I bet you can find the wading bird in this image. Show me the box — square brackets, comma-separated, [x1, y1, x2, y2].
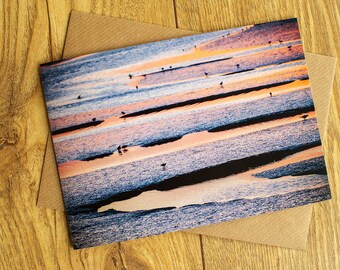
[301, 114, 308, 120]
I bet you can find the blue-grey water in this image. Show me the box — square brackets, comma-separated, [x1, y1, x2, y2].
[68, 184, 330, 249]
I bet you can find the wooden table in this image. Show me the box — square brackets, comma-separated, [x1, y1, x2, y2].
[1, 1, 339, 269]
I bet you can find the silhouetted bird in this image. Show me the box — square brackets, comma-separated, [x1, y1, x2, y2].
[122, 145, 128, 149]
[92, 118, 96, 122]
[136, 85, 139, 89]
[204, 72, 208, 76]
[268, 41, 272, 45]
[279, 39, 283, 43]
[220, 81, 223, 86]
[161, 67, 164, 71]
[117, 145, 121, 150]
[123, 149, 128, 152]
[222, 35, 225, 38]
[270, 92, 272, 97]
[121, 112, 126, 115]
[236, 64, 240, 68]
[77, 95, 81, 99]
[129, 74, 133, 79]
[118, 150, 122, 155]
[143, 74, 147, 78]
[169, 66, 172, 68]
[161, 163, 166, 169]
[287, 45, 292, 50]
[301, 114, 308, 120]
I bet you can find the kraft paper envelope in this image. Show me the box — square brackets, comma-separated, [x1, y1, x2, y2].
[38, 11, 336, 249]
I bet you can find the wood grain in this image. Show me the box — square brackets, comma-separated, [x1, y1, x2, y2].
[175, 1, 340, 269]
[0, 0, 339, 269]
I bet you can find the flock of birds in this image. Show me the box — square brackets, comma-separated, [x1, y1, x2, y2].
[114, 143, 167, 169]
[116, 144, 128, 155]
[74, 33, 307, 170]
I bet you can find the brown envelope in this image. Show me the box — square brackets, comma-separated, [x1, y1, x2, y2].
[37, 11, 336, 249]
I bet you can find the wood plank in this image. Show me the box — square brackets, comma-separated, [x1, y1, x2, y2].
[0, 0, 203, 269]
[174, 0, 340, 269]
[0, 0, 55, 269]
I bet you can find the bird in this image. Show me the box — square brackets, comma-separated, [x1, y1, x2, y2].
[194, 46, 197, 48]
[77, 95, 81, 99]
[287, 45, 292, 50]
[123, 148, 128, 152]
[92, 117, 96, 122]
[136, 85, 139, 89]
[118, 150, 122, 155]
[279, 39, 283, 43]
[121, 111, 126, 115]
[204, 72, 208, 77]
[222, 35, 225, 38]
[269, 92, 272, 97]
[161, 163, 166, 169]
[117, 145, 121, 150]
[121, 145, 128, 149]
[169, 66, 172, 69]
[268, 41, 272, 45]
[220, 81, 223, 86]
[129, 74, 133, 79]
[161, 67, 164, 71]
[142, 74, 147, 78]
[236, 64, 240, 68]
[227, 33, 230, 36]
[301, 114, 308, 120]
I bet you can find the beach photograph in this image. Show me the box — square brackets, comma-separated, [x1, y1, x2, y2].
[40, 18, 331, 249]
